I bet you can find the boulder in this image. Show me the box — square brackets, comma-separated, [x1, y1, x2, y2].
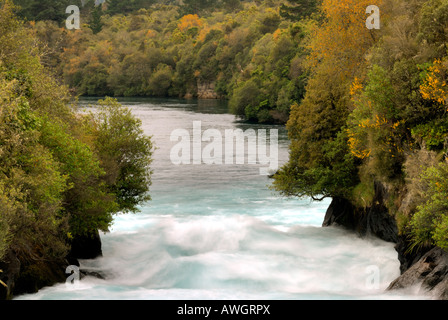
[387, 247, 448, 299]
[68, 230, 103, 260]
[322, 182, 398, 243]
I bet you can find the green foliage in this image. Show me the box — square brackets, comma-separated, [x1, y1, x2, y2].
[1, 0, 71, 264]
[418, 0, 448, 57]
[279, 0, 318, 20]
[273, 129, 358, 200]
[347, 65, 405, 181]
[89, 5, 103, 34]
[0, 1, 153, 288]
[38, 116, 115, 237]
[106, 0, 156, 15]
[412, 120, 448, 151]
[0, 81, 69, 263]
[180, 0, 216, 15]
[28, 1, 310, 124]
[350, 180, 375, 209]
[0, 184, 13, 261]
[229, 79, 262, 121]
[91, 97, 153, 213]
[411, 162, 448, 250]
[148, 64, 173, 96]
[12, 0, 81, 22]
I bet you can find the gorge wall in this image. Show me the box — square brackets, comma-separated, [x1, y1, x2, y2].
[0, 231, 102, 300]
[323, 181, 448, 299]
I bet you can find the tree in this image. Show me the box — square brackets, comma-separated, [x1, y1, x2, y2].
[89, 5, 103, 34]
[274, 0, 380, 200]
[178, 13, 203, 33]
[13, 0, 83, 22]
[229, 79, 263, 120]
[411, 162, 448, 250]
[148, 64, 173, 96]
[280, 0, 318, 21]
[90, 98, 153, 213]
[180, 0, 216, 15]
[105, 0, 155, 15]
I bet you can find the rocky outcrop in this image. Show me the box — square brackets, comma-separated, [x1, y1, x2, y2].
[0, 250, 68, 299]
[394, 236, 432, 274]
[322, 182, 398, 243]
[197, 81, 221, 99]
[387, 247, 448, 299]
[322, 181, 448, 299]
[0, 230, 103, 300]
[68, 230, 103, 262]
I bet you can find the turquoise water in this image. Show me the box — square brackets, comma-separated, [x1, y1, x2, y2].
[17, 98, 424, 300]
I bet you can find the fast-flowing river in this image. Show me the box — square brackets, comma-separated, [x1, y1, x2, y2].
[17, 98, 422, 300]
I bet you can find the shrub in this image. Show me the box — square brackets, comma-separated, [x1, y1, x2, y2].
[411, 161, 448, 250]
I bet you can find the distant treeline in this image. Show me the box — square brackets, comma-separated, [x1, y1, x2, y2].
[14, 0, 317, 123]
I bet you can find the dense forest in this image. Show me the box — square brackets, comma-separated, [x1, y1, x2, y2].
[273, 0, 448, 253]
[2, 0, 448, 299]
[12, 0, 314, 123]
[0, 0, 153, 298]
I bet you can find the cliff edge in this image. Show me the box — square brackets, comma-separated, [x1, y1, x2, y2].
[323, 181, 448, 299]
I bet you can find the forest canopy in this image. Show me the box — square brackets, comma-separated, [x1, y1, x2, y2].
[12, 0, 313, 123]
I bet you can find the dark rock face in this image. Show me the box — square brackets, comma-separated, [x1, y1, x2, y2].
[322, 182, 398, 243]
[394, 236, 432, 274]
[68, 230, 103, 261]
[0, 251, 21, 300]
[322, 197, 357, 229]
[13, 259, 68, 296]
[322, 181, 448, 299]
[387, 247, 448, 299]
[0, 230, 103, 300]
[0, 250, 68, 299]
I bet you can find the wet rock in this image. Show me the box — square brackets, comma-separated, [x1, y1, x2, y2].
[68, 230, 103, 260]
[322, 182, 398, 243]
[387, 247, 448, 299]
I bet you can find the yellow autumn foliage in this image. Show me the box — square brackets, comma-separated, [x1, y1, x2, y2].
[178, 14, 203, 33]
[420, 59, 448, 110]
